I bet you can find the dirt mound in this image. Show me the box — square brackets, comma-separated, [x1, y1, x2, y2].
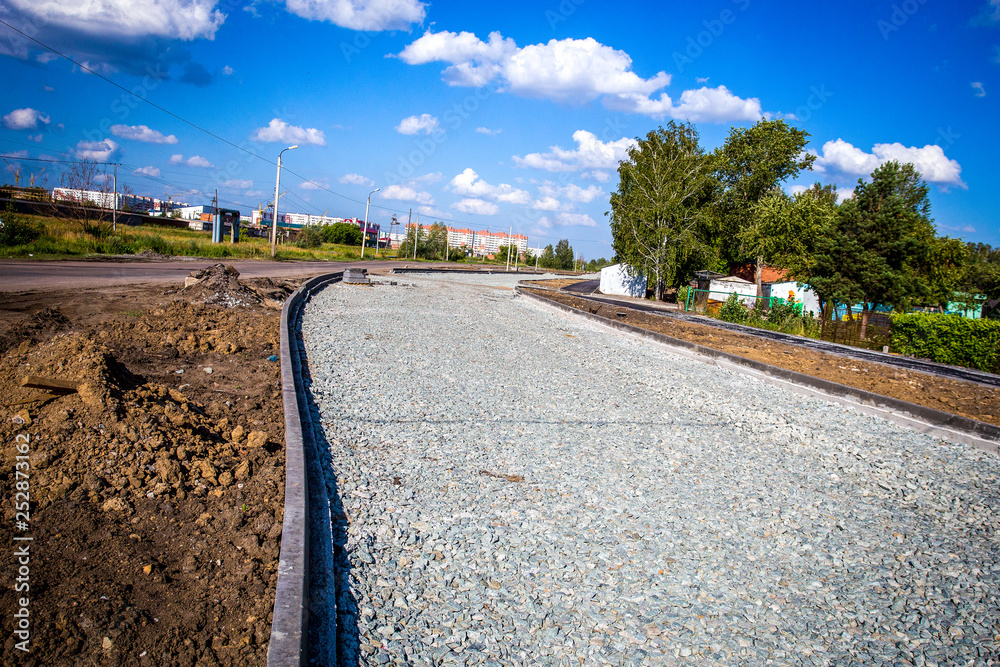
[0, 287, 288, 665]
[182, 263, 263, 308]
[179, 264, 298, 310]
[0, 306, 72, 354]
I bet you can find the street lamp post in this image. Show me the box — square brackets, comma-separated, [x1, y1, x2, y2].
[271, 145, 298, 257]
[360, 187, 380, 259]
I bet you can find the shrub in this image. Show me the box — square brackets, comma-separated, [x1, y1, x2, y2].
[676, 285, 689, 306]
[0, 211, 43, 247]
[717, 292, 748, 323]
[891, 312, 1000, 373]
[295, 225, 325, 249]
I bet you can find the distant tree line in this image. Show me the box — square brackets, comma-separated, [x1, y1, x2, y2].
[609, 118, 993, 338]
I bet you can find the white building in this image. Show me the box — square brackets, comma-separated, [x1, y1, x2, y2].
[599, 264, 646, 298]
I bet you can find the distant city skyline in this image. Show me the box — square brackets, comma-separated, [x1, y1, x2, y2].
[0, 0, 997, 260]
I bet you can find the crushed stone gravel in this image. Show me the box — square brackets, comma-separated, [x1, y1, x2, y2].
[300, 273, 1000, 666]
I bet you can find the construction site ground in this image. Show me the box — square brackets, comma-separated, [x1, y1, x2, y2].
[0, 265, 300, 666]
[523, 286, 1000, 430]
[2, 269, 999, 666]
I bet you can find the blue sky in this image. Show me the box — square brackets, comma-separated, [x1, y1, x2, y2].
[0, 0, 997, 260]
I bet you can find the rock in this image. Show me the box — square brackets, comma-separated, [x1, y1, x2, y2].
[230, 425, 246, 443]
[247, 431, 268, 449]
[102, 497, 128, 512]
[102, 637, 113, 650]
[204, 367, 213, 374]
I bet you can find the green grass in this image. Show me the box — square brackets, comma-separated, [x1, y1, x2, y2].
[0, 213, 394, 261]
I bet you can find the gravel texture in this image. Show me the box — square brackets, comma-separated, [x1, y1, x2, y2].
[300, 273, 1000, 666]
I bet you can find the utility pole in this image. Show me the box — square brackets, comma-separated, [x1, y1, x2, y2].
[505, 226, 512, 272]
[414, 214, 419, 260]
[112, 163, 118, 232]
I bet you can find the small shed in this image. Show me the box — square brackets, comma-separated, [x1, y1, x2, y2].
[708, 275, 757, 307]
[599, 264, 646, 298]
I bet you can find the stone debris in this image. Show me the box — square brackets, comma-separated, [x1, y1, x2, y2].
[302, 272, 1000, 666]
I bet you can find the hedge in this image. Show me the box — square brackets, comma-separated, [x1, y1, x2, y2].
[890, 312, 1000, 373]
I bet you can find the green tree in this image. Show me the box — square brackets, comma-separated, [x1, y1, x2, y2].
[324, 222, 362, 246]
[609, 122, 717, 300]
[715, 119, 815, 295]
[809, 161, 938, 340]
[554, 239, 575, 270]
[538, 244, 556, 269]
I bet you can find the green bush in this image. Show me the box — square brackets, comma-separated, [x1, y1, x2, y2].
[890, 312, 1000, 372]
[676, 285, 689, 306]
[766, 296, 802, 324]
[295, 225, 325, 248]
[717, 292, 748, 323]
[0, 212, 43, 247]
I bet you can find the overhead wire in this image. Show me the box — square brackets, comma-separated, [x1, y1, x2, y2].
[0, 19, 603, 246]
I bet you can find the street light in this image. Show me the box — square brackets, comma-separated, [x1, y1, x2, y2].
[271, 145, 298, 257]
[360, 187, 380, 259]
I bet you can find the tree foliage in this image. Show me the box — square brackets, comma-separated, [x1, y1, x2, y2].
[715, 119, 815, 294]
[609, 122, 717, 299]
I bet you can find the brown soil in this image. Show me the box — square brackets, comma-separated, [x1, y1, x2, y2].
[527, 288, 1000, 428]
[0, 264, 302, 666]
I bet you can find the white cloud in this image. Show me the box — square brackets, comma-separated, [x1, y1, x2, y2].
[382, 184, 434, 205]
[398, 30, 765, 122]
[75, 138, 119, 161]
[513, 130, 636, 172]
[475, 127, 501, 135]
[452, 198, 498, 215]
[1, 150, 28, 159]
[27, 134, 43, 142]
[251, 118, 326, 146]
[788, 185, 809, 196]
[6, 0, 225, 40]
[837, 188, 854, 204]
[814, 138, 964, 187]
[412, 172, 443, 184]
[606, 85, 762, 123]
[581, 170, 611, 183]
[111, 124, 178, 144]
[447, 168, 531, 204]
[539, 182, 604, 203]
[133, 166, 161, 177]
[340, 173, 375, 186]
[531, 196, 562, 211]
[395, 114, 439, 135]
[169, 154, 215, 168]
[221, 179, 252, 188]
[972, 81, 986, 97]
[696, 76, 710, 84]
[537, 212, 598, 228]
[222, 65, 233, 75]
[300, 180, 328, 190]
[284, 0, 426, 31]
[2, 108, 50, 130]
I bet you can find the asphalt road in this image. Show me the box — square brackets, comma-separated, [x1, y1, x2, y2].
[0, 259, 423, 292]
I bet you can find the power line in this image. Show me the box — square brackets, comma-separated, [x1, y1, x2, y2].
[0, 21, 605, 246]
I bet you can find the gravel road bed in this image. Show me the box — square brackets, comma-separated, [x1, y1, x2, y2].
[301, 273, 1000, 666]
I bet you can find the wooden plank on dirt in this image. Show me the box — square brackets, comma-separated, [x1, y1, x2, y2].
[20, 376, 80, 394]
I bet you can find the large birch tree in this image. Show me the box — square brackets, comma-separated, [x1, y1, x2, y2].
[609, 122, 717, 300]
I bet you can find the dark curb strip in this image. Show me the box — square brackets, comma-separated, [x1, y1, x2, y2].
[517, 286, 1000, 456]
[267, 271, 342, 667]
